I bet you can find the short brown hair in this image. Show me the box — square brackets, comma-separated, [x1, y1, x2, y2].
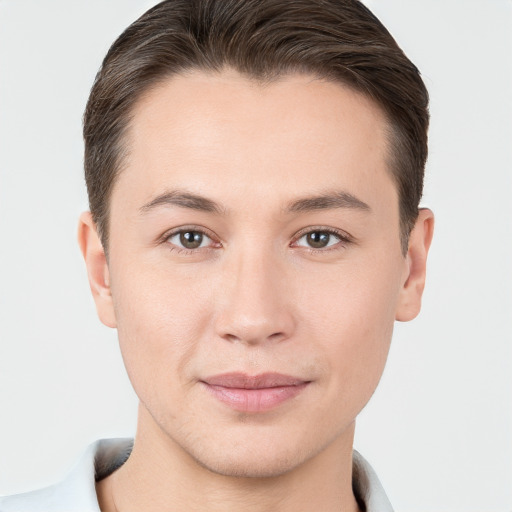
[84, 0, 429, 254]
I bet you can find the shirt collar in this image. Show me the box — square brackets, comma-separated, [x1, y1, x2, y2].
[1, 439, 393, 512]
[352, 450, 394, 512]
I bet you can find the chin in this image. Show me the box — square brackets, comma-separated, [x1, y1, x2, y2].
[174, 423, 333, 480]
[191, 448, 305, 479]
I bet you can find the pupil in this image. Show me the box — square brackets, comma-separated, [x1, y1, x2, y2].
[180, 231, 203, 249]
[307, 232, 330, 248]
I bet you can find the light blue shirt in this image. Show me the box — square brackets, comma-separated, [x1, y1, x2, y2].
[0, 439, 393, 511]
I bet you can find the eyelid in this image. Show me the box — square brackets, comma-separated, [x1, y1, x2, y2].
[291, 226, 355, 249]
[157, 225, 354, 252]
[159, 225, 222, 249]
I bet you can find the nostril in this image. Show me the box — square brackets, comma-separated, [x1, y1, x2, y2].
[268, 332, 286, 342]
[224, 333, 241, 343]
[221, 330, 287, 345]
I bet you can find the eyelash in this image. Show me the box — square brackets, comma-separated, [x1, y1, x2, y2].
[291, 227, 354, 253]
[160, 226, 354, 254]
[160, 226, 220, 255]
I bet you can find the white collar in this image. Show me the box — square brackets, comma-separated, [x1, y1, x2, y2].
[0, 439, 393, 511]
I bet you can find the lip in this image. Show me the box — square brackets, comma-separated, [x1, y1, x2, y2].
[201, 372, 310, 413]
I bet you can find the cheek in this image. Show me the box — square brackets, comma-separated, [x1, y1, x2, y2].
[109, 263, 215, 403]
[300, 257, 401, 402]
[301, 254, 401, 333]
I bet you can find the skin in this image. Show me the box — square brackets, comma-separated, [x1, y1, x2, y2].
[79, 68, 434, 512]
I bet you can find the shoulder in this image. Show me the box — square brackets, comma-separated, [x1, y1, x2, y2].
[0, 439, 132, 512]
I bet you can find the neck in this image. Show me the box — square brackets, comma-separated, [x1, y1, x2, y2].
[97, 406, 361, 512]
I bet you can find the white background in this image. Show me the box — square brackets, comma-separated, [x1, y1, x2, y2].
[0, 1, 511, 511]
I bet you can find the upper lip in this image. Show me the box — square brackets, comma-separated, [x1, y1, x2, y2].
[202, 372, 308, 389]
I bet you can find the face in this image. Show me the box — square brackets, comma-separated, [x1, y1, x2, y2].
[81, 68, 429, 478]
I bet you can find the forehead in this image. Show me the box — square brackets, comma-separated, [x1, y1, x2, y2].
[117, 68, 394, 212]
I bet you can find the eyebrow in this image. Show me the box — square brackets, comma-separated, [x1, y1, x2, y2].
[139, 189, 370, 216]
[140, 190, 226, 215]
[286, 191, 371, 213]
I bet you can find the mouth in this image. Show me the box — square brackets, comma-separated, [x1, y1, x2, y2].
[200, 372, 310, 413]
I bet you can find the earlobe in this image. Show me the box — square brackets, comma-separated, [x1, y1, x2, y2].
[77, 212, 117, 328]
[395, 208, 435, 322]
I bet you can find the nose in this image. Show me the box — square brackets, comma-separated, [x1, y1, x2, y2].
[214, 248, 296, 346]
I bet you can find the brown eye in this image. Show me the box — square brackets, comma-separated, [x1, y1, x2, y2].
[179, 231, 204, 249]
[294, 230, 344, 250]
[306, 231, 332, 248]
[167, 230, 212, 250]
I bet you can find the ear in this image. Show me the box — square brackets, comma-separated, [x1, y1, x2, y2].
[395, 208, 435, 322]
[77, 212, 117, 328]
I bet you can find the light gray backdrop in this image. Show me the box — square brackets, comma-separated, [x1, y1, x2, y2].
[0, 1, 511, 511]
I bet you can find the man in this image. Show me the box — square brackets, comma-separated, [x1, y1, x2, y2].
[0, 0, 433, 510]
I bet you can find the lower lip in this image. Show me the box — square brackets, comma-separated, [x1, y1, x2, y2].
[202, 382, 309, 413]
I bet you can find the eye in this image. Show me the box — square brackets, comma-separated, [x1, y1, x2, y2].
[167, 230, 214, 250]
[293, 229, 349, 250]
